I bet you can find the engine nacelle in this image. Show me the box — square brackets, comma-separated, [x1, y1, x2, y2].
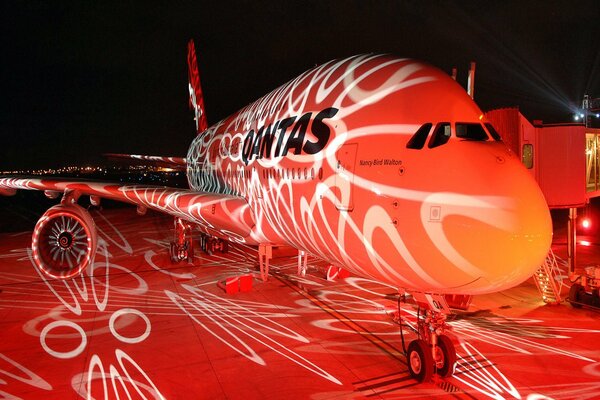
[31, 204, 98, 279]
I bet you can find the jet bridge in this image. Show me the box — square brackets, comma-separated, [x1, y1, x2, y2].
[485, 108, 600, 278]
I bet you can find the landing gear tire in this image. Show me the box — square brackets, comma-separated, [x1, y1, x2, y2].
[434, 335, 457, 378]
[407, 340, 434, 383]
[569, 283, 583, 308]
[170, 242, 190, 264]
[186, 238, 194, 264]
[169, 243, 179, 263]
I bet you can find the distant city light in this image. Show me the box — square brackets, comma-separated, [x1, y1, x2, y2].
[574, 114, 580, 121]
[1, 164, 184, 187]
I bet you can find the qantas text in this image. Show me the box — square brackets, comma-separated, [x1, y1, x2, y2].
[240, 107, 338, 164]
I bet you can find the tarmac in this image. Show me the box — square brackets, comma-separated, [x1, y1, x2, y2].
[0, 207, 598, 399]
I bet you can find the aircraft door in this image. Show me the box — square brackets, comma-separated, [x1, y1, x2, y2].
[335, 143, 358, 211]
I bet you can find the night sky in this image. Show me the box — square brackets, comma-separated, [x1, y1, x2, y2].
[1, 1, 599, 170]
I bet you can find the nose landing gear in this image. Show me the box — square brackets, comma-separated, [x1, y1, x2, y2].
[399, 292, 457, 383]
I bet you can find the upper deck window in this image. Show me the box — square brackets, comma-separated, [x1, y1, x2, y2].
[484, 123, 502, 141]
[428, 123, 451, 148]
[455, 123, 489, 141]
[406, 123, 432, 149]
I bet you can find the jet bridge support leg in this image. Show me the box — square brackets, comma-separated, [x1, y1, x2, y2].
[258, 244, 272, 282]
[398, 292, 457, 383]
[568, 207, 577, 274]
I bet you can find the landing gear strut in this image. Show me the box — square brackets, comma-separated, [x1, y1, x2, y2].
[399, 292, 457, 382]
[170, 218, 194, 264]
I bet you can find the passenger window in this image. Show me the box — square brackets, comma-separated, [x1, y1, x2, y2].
[455, 123, 489, 141]
[406, 123, 432, 149]
[485, 123, 502, 141]
[428, 123, 451, 148]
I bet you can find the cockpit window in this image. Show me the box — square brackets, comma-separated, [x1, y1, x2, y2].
[406, 123, 432, 149]
[485, 122, 502, 141]
[428, 122, 451, 148]
[455, 123, 489, 141]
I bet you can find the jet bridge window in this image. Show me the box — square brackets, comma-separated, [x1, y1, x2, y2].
[428, 122, 451, 148]
[406, 123, 432, 149]
[455, 123, 489, 141]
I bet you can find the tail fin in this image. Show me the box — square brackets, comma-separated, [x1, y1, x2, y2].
[187, 39, 208, 134]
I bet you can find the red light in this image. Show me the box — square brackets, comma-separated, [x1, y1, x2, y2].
[582, 218, 591, 229]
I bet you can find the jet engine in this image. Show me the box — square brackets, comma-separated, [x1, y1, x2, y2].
[31, 204, 98, 279]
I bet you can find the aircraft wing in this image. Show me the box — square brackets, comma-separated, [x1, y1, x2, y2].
[0, 177, 255, 238]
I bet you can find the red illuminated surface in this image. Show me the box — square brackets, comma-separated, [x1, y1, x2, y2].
[0, 208, 597, 399]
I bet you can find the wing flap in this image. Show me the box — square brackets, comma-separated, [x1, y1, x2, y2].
[0, 177, 255, 238]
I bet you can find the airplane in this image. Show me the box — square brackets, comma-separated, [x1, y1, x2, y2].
[0, 40, 552, 383]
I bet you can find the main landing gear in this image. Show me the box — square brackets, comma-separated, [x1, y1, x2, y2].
[170, 218, 194, 264]
[169, 219, 231, 263]
[398, 292, 457, 382]
[199, 234, 229, 255]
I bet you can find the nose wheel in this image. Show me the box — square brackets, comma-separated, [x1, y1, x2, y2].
[399, 292, 457, 382]
[433, 334, 457, 377]
[407, 340, 433, 382]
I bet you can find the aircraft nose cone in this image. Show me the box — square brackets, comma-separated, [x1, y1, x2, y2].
[423, 164, 552, 294]
[485, 179, 552, 290]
